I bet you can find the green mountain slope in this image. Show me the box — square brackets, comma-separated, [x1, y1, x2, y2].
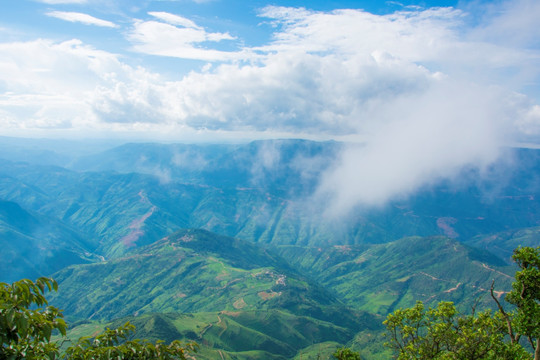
[64, 310, 372, 360]
[2, 142, 540, 263]
[49, 228, 382, 358]
[121, 310, 362, 359]
[2, 138, 538, 359]
[0, 158, 349, 258]
[465, 226, 540, 263]
[0, 199, 98, 282]
[67, 142, 540, 242]
[0, 143, 537, 290]
[1, 140, 539, 296]
[49, 230, 514, 358]
[50, 229, 375, 327]
[276, 236, 514, 315]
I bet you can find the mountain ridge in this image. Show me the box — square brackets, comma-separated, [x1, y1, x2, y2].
[2, 139, 540, 282]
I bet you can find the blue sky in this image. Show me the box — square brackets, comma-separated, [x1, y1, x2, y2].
[1, 0, 540, 208]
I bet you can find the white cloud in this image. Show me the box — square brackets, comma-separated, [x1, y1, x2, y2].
[36, 0, 87, 3]
[0, 39, 124, 131]
[148, 11, 201, 29]
[315, 81, 512, 213]
[467, 0, 540, 48]
[46, 11, 118, 28]
[128, 12, 237, 61]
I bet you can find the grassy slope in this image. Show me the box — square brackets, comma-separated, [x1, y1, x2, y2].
[50, 229, 378, 327]
[50, 229, 517, 358]
[58, 311, 387, 359]
[60, 309, 376, 360]
[49, 228, 382, 359]
[43, 229, 521, 359]
[275, 236, 515, 315]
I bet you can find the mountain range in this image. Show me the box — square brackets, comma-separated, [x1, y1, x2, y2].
[1, 137, 539, 359]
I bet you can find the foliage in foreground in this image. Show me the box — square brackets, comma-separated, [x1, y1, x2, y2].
[503, 246, 540, 359]
[0, 277, 66, 359]
[384, 300, 529, 359]
[65, 321, 198, 360]
[383, 246, 540, 360]
[0, 277, 197, 359]
[333, 347, 362, 360]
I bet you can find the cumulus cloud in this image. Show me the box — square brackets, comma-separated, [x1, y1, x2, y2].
[128, 11, 238, 61]
[0, 39, 124, 131]
[46, 11, 119, 28]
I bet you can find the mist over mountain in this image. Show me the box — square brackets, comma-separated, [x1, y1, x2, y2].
[69, 139, 342, 197]
[0, 136, 120, 167]
[1, 139, 540, 267]
[0, 199, 98, 283]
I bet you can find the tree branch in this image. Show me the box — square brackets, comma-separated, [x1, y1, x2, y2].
[528, 336, 535, 351]
[490, 280, 516, 344]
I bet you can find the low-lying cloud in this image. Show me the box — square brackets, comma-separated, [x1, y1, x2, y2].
[316, 80, 512, 213]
